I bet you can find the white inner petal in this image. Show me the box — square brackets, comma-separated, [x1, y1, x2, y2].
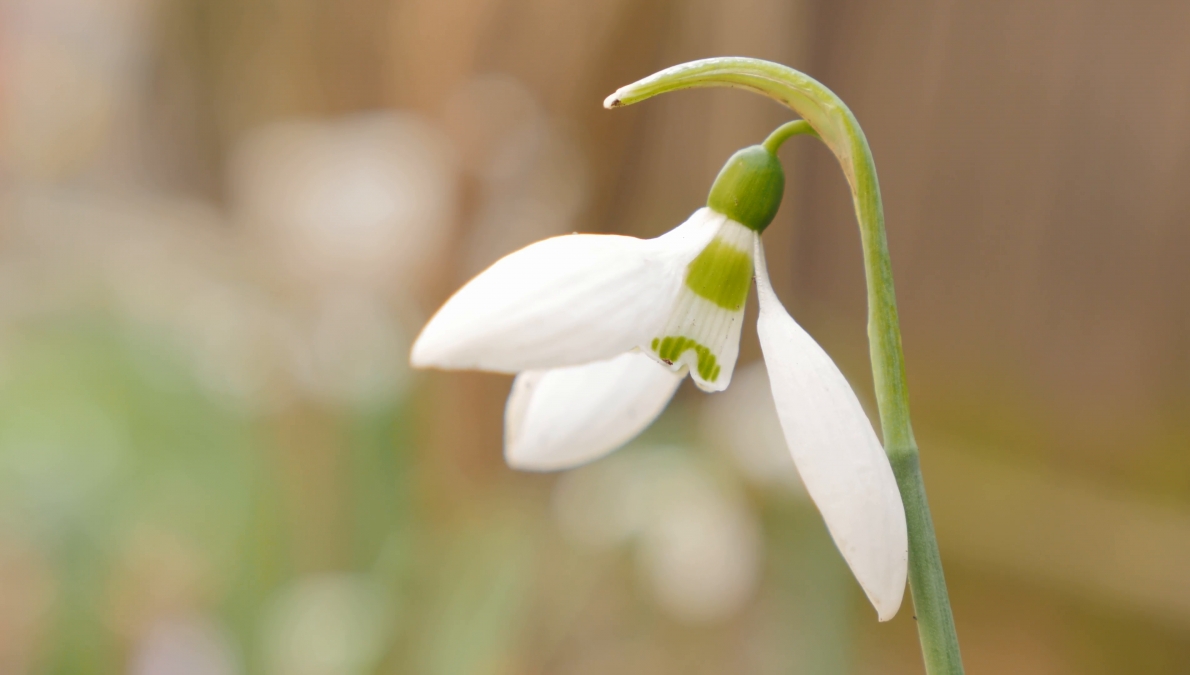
[504, 351, 685, 472]
[644, 217, 756, 392]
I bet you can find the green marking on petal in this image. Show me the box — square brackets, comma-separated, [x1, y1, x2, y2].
[650, 335, 720, 382]
[685, 238, 753, 310]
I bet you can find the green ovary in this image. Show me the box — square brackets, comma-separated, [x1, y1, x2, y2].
[684, 238, 753, 310]
[651, 336, 721, 382]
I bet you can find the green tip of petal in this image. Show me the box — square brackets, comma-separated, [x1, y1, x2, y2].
[707, 145, 784, 233]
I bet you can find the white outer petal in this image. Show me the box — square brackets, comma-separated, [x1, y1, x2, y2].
[753, 239, 908, 621]
[411, 210, 720, 373]
[505, 351, 684, 471]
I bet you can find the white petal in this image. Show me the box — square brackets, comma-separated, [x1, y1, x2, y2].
[753, 239, 908, 621]
[505, 351, 684, 471]
[411, 210, 720, 372]
[644, 216, 756, 392]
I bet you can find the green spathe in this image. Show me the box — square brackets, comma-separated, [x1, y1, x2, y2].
[684, 237, 753, 310]
[706, 145, 784, 232]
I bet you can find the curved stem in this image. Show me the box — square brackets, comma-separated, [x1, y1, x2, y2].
[608, 58, 963, 675]
[762, 119, 819, 154]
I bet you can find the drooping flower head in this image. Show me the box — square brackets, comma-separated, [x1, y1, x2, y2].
[411, 125, 908, 621]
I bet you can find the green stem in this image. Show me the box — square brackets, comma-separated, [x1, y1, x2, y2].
[607, 58, 963, 674]
[762, 119, 819, 154]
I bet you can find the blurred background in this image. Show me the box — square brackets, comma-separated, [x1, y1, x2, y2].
[0, 0, 1187, 672]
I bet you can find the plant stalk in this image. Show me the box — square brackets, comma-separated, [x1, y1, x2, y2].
[607, 57, 964, 674]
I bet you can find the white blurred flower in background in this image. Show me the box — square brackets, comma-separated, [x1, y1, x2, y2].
[260, 574, 392, 675]
[228, 112, 459, 407]
[443, 75, 589, 276]
[700, 361, 807, 495]
[551, 446, 762, 623]
[637, 466, 763, 623]
[228, 112, 457, 296]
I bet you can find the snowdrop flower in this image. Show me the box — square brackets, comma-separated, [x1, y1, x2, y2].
[411, 136, 907, 620]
